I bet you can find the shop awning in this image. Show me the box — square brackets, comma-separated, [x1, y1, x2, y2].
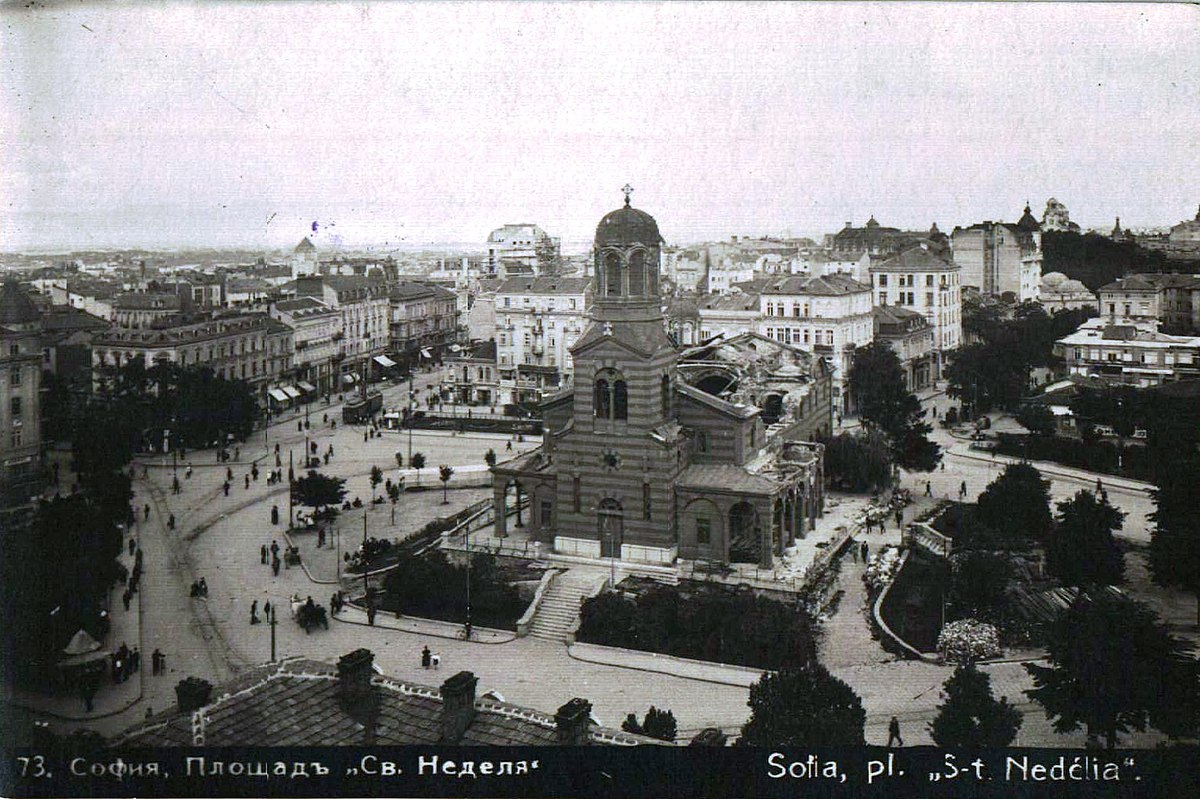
[268, 388, 289, 402]
[297, 381, 317, 393]
[342, 374, 358, 385]
[281, 385, 302, 399]
[373, 354, 398, 368]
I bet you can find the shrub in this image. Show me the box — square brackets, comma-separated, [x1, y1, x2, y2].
[862, 546, 903, 592]
[937, 619, 1001, 665]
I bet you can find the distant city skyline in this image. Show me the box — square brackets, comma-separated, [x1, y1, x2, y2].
[3, 2, 1198, 251]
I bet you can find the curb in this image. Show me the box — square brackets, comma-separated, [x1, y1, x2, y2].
[564, 644, 761, 689]
[332, 605, 517, 644]
[953, 449, 1153, 492]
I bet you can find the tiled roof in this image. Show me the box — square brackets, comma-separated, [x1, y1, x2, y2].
[760, 274, 870, 296]
[699, 293, 758, 312]
[870, 246, 957, 273]
[676, 463, 781, 496]
[273, 297, 336, 315]
[113, 657, 661, 748]
[496, 277, 590, 296]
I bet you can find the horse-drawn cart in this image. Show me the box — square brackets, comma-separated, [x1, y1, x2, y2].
[289, 594, 328, 633]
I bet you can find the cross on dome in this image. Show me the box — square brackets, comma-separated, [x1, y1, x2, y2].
[621, 184, 634, 207]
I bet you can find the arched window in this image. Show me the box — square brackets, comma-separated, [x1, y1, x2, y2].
[661, 374, 671, 417]
[594, 377, 610, 418]
[604, 252, 622, 297]
[628, 250, 645, 295]
[613, 380, 628, 420]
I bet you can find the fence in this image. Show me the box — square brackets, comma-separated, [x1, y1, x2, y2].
[904, 521, 953, 560]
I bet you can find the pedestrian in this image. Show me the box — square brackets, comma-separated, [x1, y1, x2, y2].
[431, 653, 440, 670]
[244, 474, 250, 490]
[234, 447, 240, 461]
[199, 577, 208, 596]
[317, 527, 325, 548]
[261, 544, 268, 564]
[135, 547, 143, 567]
[129, 537, 137, 556]
[223, 481, 230, 496]
[272, 557, 280, 577]
[185, 464, 193, 479]
[960, 480, 967, 498]
[131, 647, 140, 673]
[506, 440, 513, 452]
[122, 590, 131, 611]
[924, 480, 932, 497]
[167, 513, 175, 530]
[367, 604, 377, 626]
[421, 645, 431, 669]
[331, 592, 339, 615]
[364, 431, 369, 443]
[250, 600, 259, 625]
[887, 716, 903, 747]
[252, 464, 259, 481]
[275, 442, 281, 455]
[271, 505, 279, 526]
[324, 452, 330, 465]
[144, 503, 151, 521]
[861, 541, 869, 562]
[226, 466, 233, 482]
[895, 510, 903, 529]
[271, 540, 280, 558]
[1096, 478, 1103, 494]
[299, 421, 304, 432]
[849, 539, 858, 562]
[264, 601, 272, 620]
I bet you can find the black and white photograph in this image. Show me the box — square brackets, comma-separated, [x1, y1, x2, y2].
[1, 2, 1197, 797]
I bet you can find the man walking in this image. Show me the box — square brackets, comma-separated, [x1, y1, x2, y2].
[421, 645, 431, 669]
[261, 544, 268, 564]
[887, 716, 903, 747]
[861, 541, 869, 562]
[250, 600, 259, 625]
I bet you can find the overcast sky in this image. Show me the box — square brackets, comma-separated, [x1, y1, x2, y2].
[3, 1, 1198, 252]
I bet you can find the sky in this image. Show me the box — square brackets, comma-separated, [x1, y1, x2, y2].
[2, 1, 1199, 252]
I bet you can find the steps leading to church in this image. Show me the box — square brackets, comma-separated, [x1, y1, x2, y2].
[526, 572, 607, 642]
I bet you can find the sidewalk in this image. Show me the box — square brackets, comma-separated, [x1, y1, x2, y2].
[333, 602, 516, 644]
[567, 642, 763, 688]
[951, 443, 1153, 492]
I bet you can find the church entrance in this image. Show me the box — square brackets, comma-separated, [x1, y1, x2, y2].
[728, 501, 761, 564]
[598, 498, 623, 558]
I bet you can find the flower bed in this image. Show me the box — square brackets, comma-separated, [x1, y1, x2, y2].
[937, 618, 1002, 665]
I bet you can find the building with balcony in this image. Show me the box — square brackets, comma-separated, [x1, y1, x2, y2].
[1056, 318, 1200, 387]
[442, 339, 499, 408]
[388, 281, 460, 372]
[869, 243, 963, 376]
[950, 205, 1043, 301]
[111, 292, 184, 329]
[294, 275, 390, 386]
[873, 305, 935, 391]
[270, 297, 340, 397]
[757, 273, 873, 414]
[1098, 273, 1200, 333]
[494, 276, 590, 405]
[1, 282, 44, 511]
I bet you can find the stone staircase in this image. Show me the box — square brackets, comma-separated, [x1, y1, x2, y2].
[526, 571, 607, 642]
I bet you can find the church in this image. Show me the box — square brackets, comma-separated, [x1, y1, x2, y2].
[490, 192, 830, 570]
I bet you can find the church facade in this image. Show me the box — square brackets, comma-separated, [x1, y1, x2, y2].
[491, 194, 828, 569]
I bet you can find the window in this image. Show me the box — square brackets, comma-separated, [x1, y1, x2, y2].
[570, 298, 577, 310]
[926, 274, 934, 286]
[613, 379, 628, 419]
[629, 250, 646, 295]
[10, 366, 20, 386]
[696, 516, 711, 545]
[10, 397, 21, 416]
[605, 252, 622, 297]
[879, 274, 888, 286]
[926, 292, 934, 306]
[878, 293, 887, 305]
[540, 500, 553, 527]
[793, 305, 801, 318]
[803, 329, 810, 344]
[643, 483, 652, 521]
[10, 428, 21, 448]
[593, 370, 627, 420]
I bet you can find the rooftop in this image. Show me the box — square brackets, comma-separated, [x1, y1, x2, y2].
[759, 273, 871, 296]
[870, 245, 958, 273]
[496, 276, 590, 296]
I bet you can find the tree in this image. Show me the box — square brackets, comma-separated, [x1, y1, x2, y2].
[438, 464, 455, 504]
[846, 342, 941, 472]
[929, 664, 1022, 747]
[621, 706, 678, 742]
[1015, 403, 1057, 437]
[975, 463, 1053, 544]
[739, 663, 865, 746]
[1046, 490, 1125, 588]
[821, 431, 893, 492]
[484, 448, 497, 468]
[369, 465, 384, 509]
[410, 452, 426, 484]
[386, 480, 402, 525]
[1025, 593, 1198, 748]
[292, 471, 347, 520]
[948, 550, 1012, 620]
[1147, 425, 1200, 625]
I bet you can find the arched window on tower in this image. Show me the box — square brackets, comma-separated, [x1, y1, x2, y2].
[613, 379, 628, 420]
[594, 377, 610, 418]
[604, 252, 622, 297]
[628, 250, 645, 295]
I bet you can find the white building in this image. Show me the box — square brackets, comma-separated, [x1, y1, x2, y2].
[291, 237, 319, 279]
[1056, 318, 1200, 387]
[697, 292, 760, 341]
[486, 224, 560, 279]
[869, 243, 962, 375]
[757, 273, 874, 414]
[950, 206, 1043, 301]
[270, 297, 340, 396]
[494, 276, 591, 403]
[293, 275, 390, 385]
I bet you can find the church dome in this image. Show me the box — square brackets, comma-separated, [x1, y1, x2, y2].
[1017, 204, 1041, 232]
[1041, 271, 1068, 287]
[595, 191, 663, 247]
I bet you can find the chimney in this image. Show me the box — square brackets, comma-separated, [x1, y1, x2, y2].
[175, 677, 213, 713]
[555, 698, 593, 745]
[439, 671, 479, 743]
[337, 648, 376, 706]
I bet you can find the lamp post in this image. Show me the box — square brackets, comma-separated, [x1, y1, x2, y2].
[407, 371, 415, 463]
[362, 511, 369, 598]
[287, 450, 294, 530]
[269, 604, 277, 662]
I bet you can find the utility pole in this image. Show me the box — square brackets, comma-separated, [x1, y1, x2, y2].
[362, 511, 369, 597]
[407, 369, 415, 463]
[288, 450, 294, 530]
[269, 604, 277, 662]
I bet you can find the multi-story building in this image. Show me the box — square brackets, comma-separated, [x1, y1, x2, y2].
[757, 274, 874, 414]
[92, 313, 294, 404]
[697, 292, 760, 342]
[49, 279, 119, 320]
[270, 297, 340, 396]
[1097, 273, 1200, 333]
[485, 224, 560, 278]
[705, 252, 760, 294]
[294, 275, 389, 386]
[792, 249, 871, 282]
[827, 217, 934, 258]
[1, 282, 44, 510]
[494, 276, 590, 404]
[388, 281, 460, 371]
[1169, 206, 1200, 245]
[441, 340, 499, 408]
[873, 306, 935, 391]
[291, 237, 319, 278]
[950, 206, 1043, 300]
[870, 243, 963, 376]
[1056, 318, 1200, 387]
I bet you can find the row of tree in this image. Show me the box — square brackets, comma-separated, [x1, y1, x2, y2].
[845, 342, 941, 473]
